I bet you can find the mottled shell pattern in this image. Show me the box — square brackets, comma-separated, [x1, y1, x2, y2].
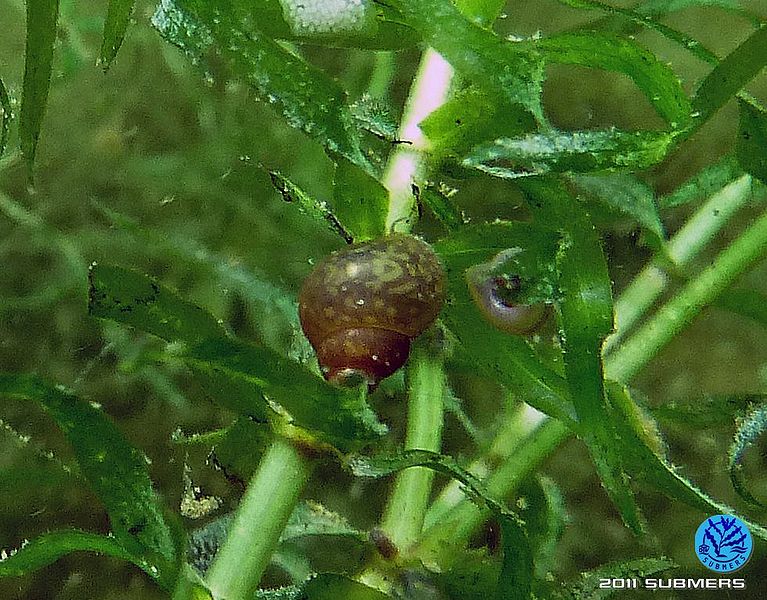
[299, 234, 446, 386]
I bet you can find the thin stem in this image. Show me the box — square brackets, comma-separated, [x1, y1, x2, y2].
[204, 437, 312, 600]
[605, 206, 767, 383]
[380, 345, 446, 551]
[383, 48, 454, 233]
[414, 418, 569, 570]
[604, 174, 756, 352]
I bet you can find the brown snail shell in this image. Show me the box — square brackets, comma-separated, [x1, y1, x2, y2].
[466, 249, 548, 335]
[299, 234, 446, 387]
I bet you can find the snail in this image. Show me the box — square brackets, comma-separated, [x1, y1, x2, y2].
[466, 248, 548, 335]
[299, 234, 446, 387]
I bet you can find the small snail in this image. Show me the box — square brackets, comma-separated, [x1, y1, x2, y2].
[466, 248, 548, 335]
[299, 234, 446, 387]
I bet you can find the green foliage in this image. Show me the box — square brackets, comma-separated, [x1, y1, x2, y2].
[0, 374, 179, 588]
[20, 0, 60, 172]
[4, 0, 767, 597]
[100, 0, 136, 69]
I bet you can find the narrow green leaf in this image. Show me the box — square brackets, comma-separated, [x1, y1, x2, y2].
[434, 223, 578, 428]
[607, 382, 767, 542]
[95, 205, 307, 358]
[152, 0, 369, 171]
[522, 179, 644, 534]
[728, 401, 767, 507]
[0, 530, 134, 578]
[349, 95, 399, 142]
[88, 263, 225, 345]
[0, 374, 178, 586]
[517, 476, 568, 579]
[20, 0, 60, 171]
[538, 31, 692, 128]
[419, 86, 535, 157]
[100, 0, 136, 69]
[716, 288, 767, 328]
[737, 99, 767, 184]
[559, 557, 676, 600]
[332, 158, 388, 241]
[269, 171, 353, 244]
[349, 450, 506, 513]
[389, 0, 546, 122]
[570, 174, 665, 242]
[658, 155, 743, 209]
[302, 574, 391, 600]
[208, 417, 271, 482]
[180, 338, 387, 452]
[693, 24, 767, 124]
[653, 393, 761, 427]
[464, 129, 674, 179]
[419, 186, 464, 231]
[0, 76, 10, 157]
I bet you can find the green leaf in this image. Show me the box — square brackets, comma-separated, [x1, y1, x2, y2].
[463, 129, 675, 179]
[95, 205, 308, 358]
[332, 158, 388, 241]
[558, 557, 676, 600]
[658, 155, 743, 209]
[88, 263, 225, 345]
[419, 186, 464, 231]
[269, 171, 353, 244]
[728, 400, 767, 507]
[0, 76, 10, 157]
[434, 223, 578, 427]
[538, 31, 692, 128]
[350, 95, 399, 142]
[715, 288, 767, 329]
[0, 374, 178, 587]
[281, 500, 366, 543]
[179, 337, 387, 452]
[607, 382, 767, 542]
[20, 0, 60, 172]
[737, 99, 767, 184]
[0, 530, 134, 578]
[348, 449, 532, 600]
[653, 393, 760, 427]
[99, 0, 136, 69]
[389, 0, 546, 122]
[302, 573, 391, 600]
[570, 174, 665, 242]
[693, 24, 767, 124]
[517, 476, 567, 579]
[419, 86, 535, 157]
[521, 179, 644, 534]
[152, 0, 370, 171]
[209, 417, 272, 482]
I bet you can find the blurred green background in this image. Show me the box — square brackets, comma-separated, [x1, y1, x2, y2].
[2, 0, 767, 597]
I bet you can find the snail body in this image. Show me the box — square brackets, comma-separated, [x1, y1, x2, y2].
[299, 234, 446, 386]
[466, 248, 548, 335]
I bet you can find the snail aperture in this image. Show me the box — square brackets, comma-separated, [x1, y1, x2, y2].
[299, 234, 446, 387]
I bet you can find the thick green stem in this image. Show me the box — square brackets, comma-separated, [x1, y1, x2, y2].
[606, 206, 767, 382]
[203, 437, 312, 600]
[383, 48, 454, 232]
[380, 345, 446, 551]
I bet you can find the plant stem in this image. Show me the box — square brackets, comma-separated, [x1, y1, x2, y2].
[383, 48, 454, 232]
[414, 417, 569, 570]
[605, 205, 767, 382]
[380, 345, 446, 552]
[604, 174, 755, 352]
[204, 437, 312, 600]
